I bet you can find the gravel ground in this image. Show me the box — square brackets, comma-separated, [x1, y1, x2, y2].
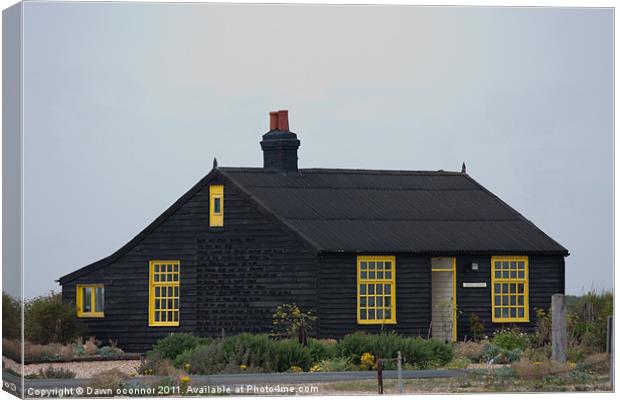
[2, 356, 141, 379]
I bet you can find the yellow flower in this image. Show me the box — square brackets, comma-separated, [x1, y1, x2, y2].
[360, 352, 375, 370]
[310, 364, 322, 373]
[240, 364, 248, 370]
[180, 375, 191, 383]
[289, 365, 303, 373]
[184, 363, 191, 370]
[568, 362, 577, 369]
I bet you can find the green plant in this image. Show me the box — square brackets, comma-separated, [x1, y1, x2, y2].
[269, 339, 314, 372]
[24, 293, 84, 344]
[468, 313, 485, 341]
[307, 338, 338, 362]
[27, 366, 76, 379]
[173, 342, 228, 375]
[444, 356, 470, 369]
[2, 292, 22, 340]
[491, 328, 528, 351]
[150, 333, 211, 361]
[567, 290, 613, 352]
[317, 357, 354, 372]
[533, 308, 552, 347]
[360, 352, 375, 370]
[271, 303, 317, 339]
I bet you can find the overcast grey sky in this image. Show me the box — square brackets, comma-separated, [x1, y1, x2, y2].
[18, 3, 612, 297]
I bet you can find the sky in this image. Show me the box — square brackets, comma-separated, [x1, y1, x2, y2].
[13, 3, 613, 297]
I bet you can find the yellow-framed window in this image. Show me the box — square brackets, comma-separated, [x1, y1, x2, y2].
[209, 185, 224, 227]
[76, 284, 104, 318]
[491, 256, 529, 322]
[357, 256, 396, 324]
[149, 260, 180, 326]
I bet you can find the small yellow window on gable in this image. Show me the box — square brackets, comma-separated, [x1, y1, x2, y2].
[209, 185, 224, 227]
[76, 284, 104, 318]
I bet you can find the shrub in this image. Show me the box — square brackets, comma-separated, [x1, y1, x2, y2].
[468, 313, 485, 341]
[491, 328, 528, 351]
[2, 292, 22, 340]
[453, 341, 486, 362]
[2, 338, 21, 361]
[88, 368, 129, 393]
[523, 345, 551, 362]
[150, 333, 211, 361]
[444, 356, 470, 369]
[27, 366, 76, 379]
[307, 338, 337, 362]
[272, 303, 317, 339]
[480, 343, 521, 364]
[511, 357, 564, 379]
[567, 290, 613, 352]
[318, 357, 354, 372]
[220, 333, 273, 370]
[533, 308, 552, 347]
[24, 293, 84, 344]
[139, 352, 182, 376]
[174, 342, 228, 375]
[337, 332, 452, 369]
[360, 352, 375, 370]
[269, 339, 314, 372]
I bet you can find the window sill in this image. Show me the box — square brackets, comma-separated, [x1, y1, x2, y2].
[492, 318, 529, 323]
[77, 313, 104, 318]
[357, 320, 397, 325]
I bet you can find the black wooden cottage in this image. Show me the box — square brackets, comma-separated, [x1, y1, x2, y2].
[59, 110, 568, 352]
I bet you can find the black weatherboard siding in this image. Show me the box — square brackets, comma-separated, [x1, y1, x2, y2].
[59, 111, 568, 352]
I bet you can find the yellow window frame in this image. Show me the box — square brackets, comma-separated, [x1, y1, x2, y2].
[209, 185, 224, 227]
[357, 255, 396, 325]
[491, 256, 529, 323]
[76, 284, 104, 318]
[149, 260, 181, 327]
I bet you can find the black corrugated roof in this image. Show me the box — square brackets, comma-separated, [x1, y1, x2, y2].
[220, 167, 568, 255]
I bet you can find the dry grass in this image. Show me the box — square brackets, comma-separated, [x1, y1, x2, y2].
[453, 341, 486, 362]
[88, 368, 129, 393]
[511, 357, 565, 379]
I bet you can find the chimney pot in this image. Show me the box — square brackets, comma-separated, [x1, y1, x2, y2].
[277, 110, 289, 131]
[269, 112, 279, 131]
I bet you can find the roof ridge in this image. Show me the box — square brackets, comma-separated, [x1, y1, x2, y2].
[219, 166, 464, 176]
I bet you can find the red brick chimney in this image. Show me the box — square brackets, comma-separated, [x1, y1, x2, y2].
[268, 110, 290, 132]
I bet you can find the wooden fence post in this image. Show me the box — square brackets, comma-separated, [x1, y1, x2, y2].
[397, 351, 403, 394]
[376, 358, 384, 394]
[607, 315, 613, 388]
[551, 293, 567, 363]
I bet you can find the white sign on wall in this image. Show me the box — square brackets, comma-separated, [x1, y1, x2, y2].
[463, 282, 487, 288]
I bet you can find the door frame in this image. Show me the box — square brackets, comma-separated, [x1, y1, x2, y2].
[431, 257, 457, 342]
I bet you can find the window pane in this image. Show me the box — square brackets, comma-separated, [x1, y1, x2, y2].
[510, 261, 517, 270]
[368, 309, 375, 320]
[377, 297, 383, 307]
[494, 295, 501, 305]
[495, 271, 501, 279]
[502, 261, 509, 269]
[502, 308, 509, 318]
[360, 297, 366, 307]
[502, 284, 508, 293]
[173, 264, 179, 273]
[518, 308, 525, 318]
[369, 271, 375, 279]
[495, 308, 501, 318]
[368, 285, 375, 295]
[385, 271, 392, 279]
[361, 271, 367, 279]
[385, 262, 391, 270]
[502, 271, 509, 279]
[376, 309, 384, 319]
[517, 261, 525, 269]
[510, 284, 516, 293]
[494, 284, 500, 293]
[154, 265, 160, 273]
[154, 274, 160, 282]
[368, 297, 375, 307]
[95, 287, 104, 312]
[361, 262, 367, 270]
[155, 312, 160, 322]
[384, 284, 391, 294]
[174, 286, 179, 297]
[376, 285, 383, 295]
[155, 287, 160, 296]
[517, 296, 524, 306]
[385, 308, 391, 319]
[510, 296, 516, 305]
[518, 271, 525, 279]
[495, 261, 501, 269]
[360, 309, 367, 320]
[155, 299, 160, 309]
[502, 296, 508, 306]
[376, 262, 384, 270]
[510, 308, 517, 318]
[214, 198, 221, 213]
[83, 288, 92, 312]
[377, 271, 384, 279]
[384, 296, 391, 306]
[360, 285, 366, 295]
[510, 271, 516, 278]
[369, 262, 376, 270]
